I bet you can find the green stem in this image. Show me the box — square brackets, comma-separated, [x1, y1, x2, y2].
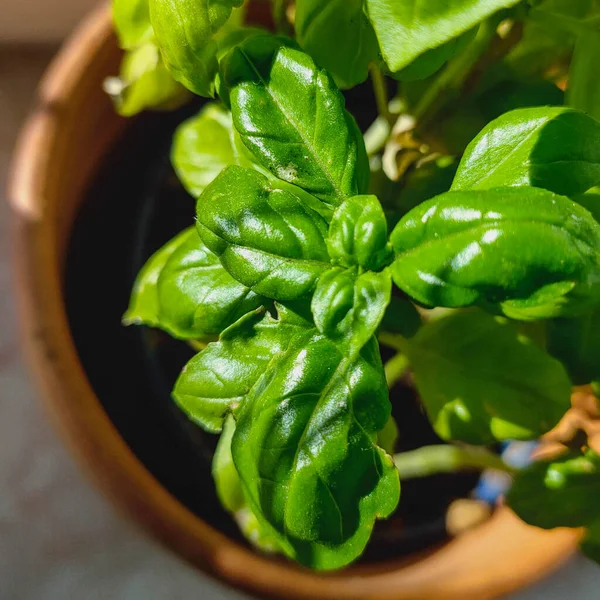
[414, 17, 499, 128]
[384, 352, 410, 388]
[393, 444, 515, 479]
[370, 64, 395, 128]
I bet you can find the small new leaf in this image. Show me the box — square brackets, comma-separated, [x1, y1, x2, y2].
[149, 0, 243, 97]
[106, 42, 190, 117]
[507, 449, 600, 529]
[327, 195, 392, 271]
[232, 333, 399, 570]
[113, 0, 153, 50]
[173, 305, 310, 432]
[406, 310, 572, 444]
[311, 267, 392, 353]
[295, 0, 379, 89]
[452, 107, 600, 195]
[196, 166, 331, 301]
[171, 103, 256, 198]
[220, 37, 369, 206]
[124, 227, 266, 340]
[391, 187, 600, 319]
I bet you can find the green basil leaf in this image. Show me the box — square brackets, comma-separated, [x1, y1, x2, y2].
[327, 195, 392, 271]
[452, 107, 600, 195]
[113, 0, 153, 50]
[547, 312, 600, 385]
[364, 0, 519, 73]
[220, 37, 369, 206]
[567, 30, 600, 123]
[171, 103, 257, 198]
[173, 304, 310, 432]
[196, 166, 331, 301]
[232, 333, 399, 570]
[149, 0, 243, 97]
[406, 310, 572, 444]
[295, 0, 379, 89]
[507, 449, 600, 529]
[390, 187, 600, 319]
[311, 267, 392, 352]
[106, 43, 190, 117]
[582, 519, 600, 565]
[392, 29, 476, 81]
[213, 415, 280, 552]
[124, 227, 266, 339]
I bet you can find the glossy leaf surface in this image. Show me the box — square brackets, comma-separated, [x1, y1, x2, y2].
[171, 103, 255, 198]
[113, 0, 153, 49]
[452, 107, 600, 195]
[391, 187, 600, 319]
[232, 334, 399, 569]
[149, 0, 243, 97]
[327, 195, 392, 271]
[507, 449, 600, 529]
[173, 305, 309, 432]
[311, 267, 392, 352]
[364, 0, 518, 72]
[220, 37, 369, 206]
[124, 227, 265, 339]
[196, 166, 330, 301]
[295, 0, 379, 89]
[213, 415, 280, 552]
[406, 310, 572, 444]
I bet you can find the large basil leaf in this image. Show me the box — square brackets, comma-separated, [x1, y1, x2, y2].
[196, 166, 331, 301]
[149, 0, 243, 97]
[327, 195, 392, 271]
[220, 37, 369, 206]
[547, 312, 600, 385]
[173, 305, 309, 432]
[232, 333, 399, 570]
[107, 42, 190, 117]
[405, 310, 572, 444]
[311, 267, 392, 352]
[393, 28, 477, 81]
[124, 227, 266, 340]
[567, 31, 600, 123]
[507, 449, 600, 529]
[391, 187, 600, 319]
[171, 103, 256, 198]
[452, 107, 600, 195]
[213, 415, 280, 552]
[363, 0, 519, 73]
[295, 0, 379, 89]
[113, 0, 153, 50]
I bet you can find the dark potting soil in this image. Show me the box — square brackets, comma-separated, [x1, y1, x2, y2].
[64, 85, 479, 565]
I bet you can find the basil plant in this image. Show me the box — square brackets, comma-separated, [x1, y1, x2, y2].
[112, 0, 600, 570]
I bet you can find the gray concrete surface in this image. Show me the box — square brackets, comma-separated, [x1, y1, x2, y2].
[0, 45, 598, 600]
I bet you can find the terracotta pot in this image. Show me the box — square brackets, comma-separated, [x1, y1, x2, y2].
[8, 4, 582, 599]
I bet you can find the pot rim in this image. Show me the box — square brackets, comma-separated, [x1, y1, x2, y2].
[7, 4, 581, 600]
